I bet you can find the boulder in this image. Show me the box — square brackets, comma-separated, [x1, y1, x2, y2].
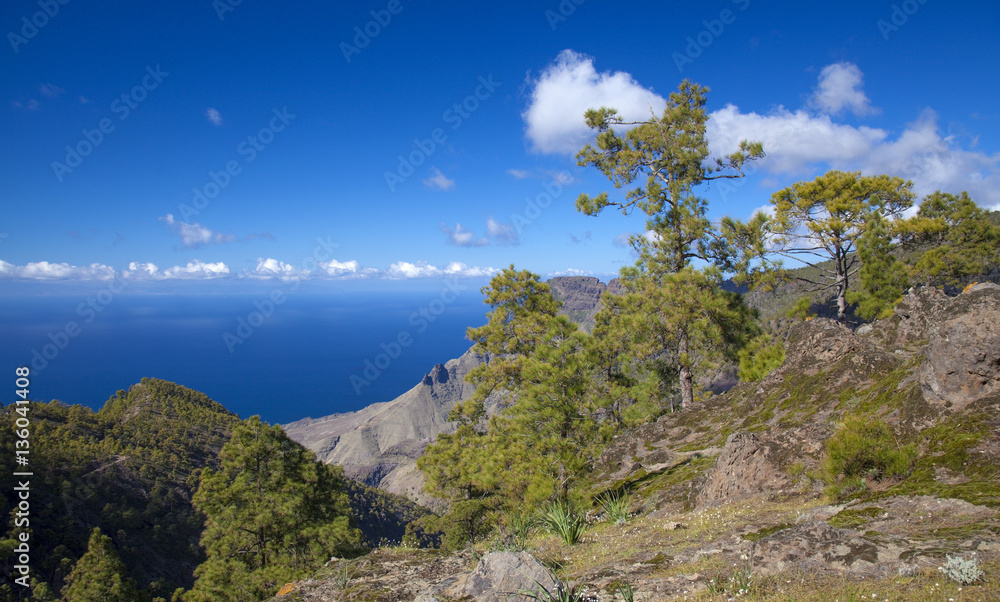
[696, 432, 790, 507]
[921, 284, 1000, 409]
[464, 551, 559, 601]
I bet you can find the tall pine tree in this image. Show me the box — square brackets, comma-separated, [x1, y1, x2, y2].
[60, 528, 138, 602]
[184, 416, 359, 602]
[575, 80, 763, 408]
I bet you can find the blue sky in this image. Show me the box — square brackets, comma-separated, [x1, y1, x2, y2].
[2, 0, 999, 291]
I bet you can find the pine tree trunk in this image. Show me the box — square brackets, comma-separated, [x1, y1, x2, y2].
[678, 328, 693, 409]
[836, 249, 849, 322]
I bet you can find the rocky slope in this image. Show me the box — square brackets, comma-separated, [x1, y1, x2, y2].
[271, 283, 1000, 601]
[283, 348, 484, 508]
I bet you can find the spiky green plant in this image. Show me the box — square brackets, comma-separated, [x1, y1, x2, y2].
[542, 502, 586, 545]
[518, 579, 588, 601]
[596, 490, 631, 525]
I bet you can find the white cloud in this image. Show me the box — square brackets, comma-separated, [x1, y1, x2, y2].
[386, 260, 495, 279]
[809, 62, 878, 117]
[245, 258, 302, 280]
[548, 268, 594, 277]
[205, 107, 223, 126]
[159, 214, 236, 247]
[506, 168, 531, 179]
[123, 262, 160, 279]
[121, 260, 230, 280]
[708, 104, 885, 176]
[710, 104, 1000, 206]
[709, 63, 1000, 207]
[443, 261, 495, 278]
[442, 218, 519, 247]
[319, 259, 377, 278]
[160, 260, 231, 279]
[39, 83, 65, 98]
[486, 218, 519, 246]
[423, 167, 455, 191]
[523, 49, 666, 155]
[0, 261, 116, 280]
[441, 222, 488, 247]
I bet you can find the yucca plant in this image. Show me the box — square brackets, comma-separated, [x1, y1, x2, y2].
[614, 580, 635, 602]
[494, 509, 536, 551]
[542, 501, 586, 545]
[518, 579, 589, 601]
[596, 490, 630, 525]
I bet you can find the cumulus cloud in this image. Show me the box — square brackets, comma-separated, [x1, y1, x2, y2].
[160, 260, 231, 279]
[159, 214, 237, 247]
[442, 218, 519, 247]
[548, 268, 594, 277]
[205, 107, 223, 126]
[244, 258, 302, 280]
[441, 223, 488, 247]
[709, 103, 1000, 206]
[0, 261, 117, 280]
[486, 218, 519, 246]
[423, 167, 455, 191]
[808, 62, 878, 117]
[319, 259, 377, 278]
[386, 260, 495, 279]
[523, 49, 666, 155]
[120, 260, 230, 280]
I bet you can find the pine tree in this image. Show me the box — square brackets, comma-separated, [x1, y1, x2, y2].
[574, 80, 763, 408]
[766, 170, 915, 321]
[61, 528, 139, 602]
[846, 209, 909, 320]
[902, 191, 1000, 286]
[421, 268, 598, 514]
[184, 416, 359, 602]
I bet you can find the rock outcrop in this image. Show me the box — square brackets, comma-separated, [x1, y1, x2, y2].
[920, 283, 1000, 409]
[696, 432, 790, 507]
[463, 552, 559, 601]
[547, 275, 622, 332]
[283, 347, 483, 508]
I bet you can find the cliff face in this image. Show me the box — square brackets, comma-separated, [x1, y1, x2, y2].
[547, 275, 621, 331]
[283, 347, 483, 508]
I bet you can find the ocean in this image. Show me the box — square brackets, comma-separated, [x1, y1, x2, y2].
[0, 285, 489, 424]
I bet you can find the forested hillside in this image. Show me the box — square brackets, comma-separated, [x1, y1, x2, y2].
[0, 379, 422, 601]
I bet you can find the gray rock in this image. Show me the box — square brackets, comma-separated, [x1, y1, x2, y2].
[464, 551, 558, 601]
[920, 285, 1000, 409]
[696, 432, 789, 507]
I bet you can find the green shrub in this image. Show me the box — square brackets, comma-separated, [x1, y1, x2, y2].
[823, 415, 916, 500]
[737, 333, 786, 382]
[541, 502, 585, 545]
